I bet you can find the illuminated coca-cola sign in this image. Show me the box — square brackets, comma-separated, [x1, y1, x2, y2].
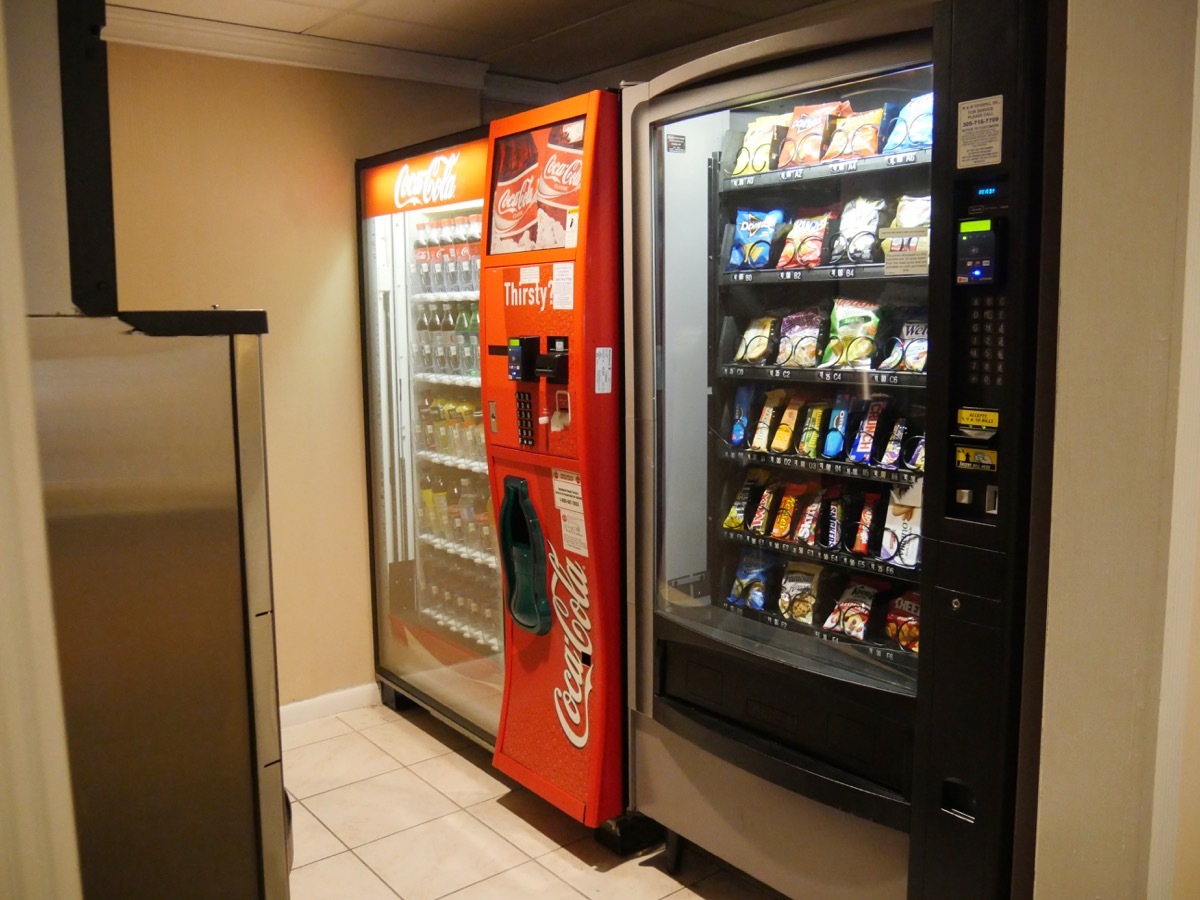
[361, 139, 488, 219]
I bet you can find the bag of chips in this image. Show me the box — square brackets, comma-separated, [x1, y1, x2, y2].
[728, 548, 781, 610]
[749, 389, 789, 452]
[821, 106, 896, 162]
[734, 316, 777, 364]
[775, 213, 835, 270]
[879, 314, 929, 372]
[729, 384, 758, 448]
[723, 468, 770, 531]
[730, 115, 791, 176]
[886, 590, 921, 652]
[820, 298, 881, 369]
[775, 308, 826, 368]
[882, 92, 933, 154]
[729, 209, 787, 270]
[830, 197, 888, 265]
[778, 561, 825, 623]
[880, 195, 932, 266]
[777, 101, 851, 168]
[823, 577, 887, 640]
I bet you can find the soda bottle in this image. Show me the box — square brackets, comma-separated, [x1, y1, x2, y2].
[536, 118, 585, 249]
[432, 472, 450, 538]
[416, 302, 433, 372]
[454, 303, 471, 376]
[466, 302, 480, 377]
[431, 303, 447, 373]
[443, 398, 464, 457]
[468, 212, 483, 242]
[433, 398, 452, 454]
[447, 477, 463, 544]
[490, 131, 539, 252]
[416, 220, 434, 294]
[429, 219, 446, 293]
[437, 301, 455, 374]
[419, 469, 436, 525]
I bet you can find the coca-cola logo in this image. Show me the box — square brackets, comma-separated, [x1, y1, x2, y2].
[495, 174, 537, 220]
[393, 152, 460, 210]
[541, 153, 583, 193]
[546, 541, 593, 749]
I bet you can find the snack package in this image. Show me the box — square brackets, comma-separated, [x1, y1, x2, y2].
[820, 298, 882, 369]
[830, 197, 888, 265]
[848, 398, 888, 464]
[821, 106, 895, 161]
[728, 208, 787, 269]
[822, 577, 887, 640]
[822, 485, 846, 550]
[778, 561, 825, 623]
[797, 402, 828, 459]
[886, 591, 921, 652]
[775, 213, 835, 269]
[879, 313, 929, 372]
[822, 392, 853, 459]
[906, 435, 926, 472]
[775, 308, 827, 368]
[876, 417, 907, 469]
[793, 488, 825, 546]
[734, 316, 777, 364]
[770, 482, 810, 540]
[880, 195, 932, 263]
[881, 480, 923, 567]
[731, 115, 791, 176]
[749, 389, 789, 452]
[777, 101, 852, 168]
[728, 548, 782, 610]
[722, 468, 770, 531]
[749, 481, 784, 536]
[852, 492, 882, 555]
[882, 92, 933, 154]
[729, 384, 759, 448]
[770, 394, 806, 453]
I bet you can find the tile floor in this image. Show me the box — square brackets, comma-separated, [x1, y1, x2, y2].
[284, 704, 788, 900]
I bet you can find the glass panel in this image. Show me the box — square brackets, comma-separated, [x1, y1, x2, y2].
[654, 65, 933, 698]
[361, 181, 504, 736]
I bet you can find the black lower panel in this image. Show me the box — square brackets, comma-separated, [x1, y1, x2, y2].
[657, 622, 916, 799]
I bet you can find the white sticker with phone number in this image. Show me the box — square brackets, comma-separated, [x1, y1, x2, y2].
[552, 469, 588, 557]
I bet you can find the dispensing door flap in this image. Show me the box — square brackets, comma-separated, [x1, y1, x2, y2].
[499, 475, 551, 635]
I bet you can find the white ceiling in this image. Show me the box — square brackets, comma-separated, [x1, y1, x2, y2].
[107, 0, 832, 88]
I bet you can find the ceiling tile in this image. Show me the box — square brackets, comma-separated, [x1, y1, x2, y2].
[112, 0, 335, 33]
[482, 0, 744, 82]
[678, 0, 825, 20]
[354, 0, 632, 41]
[306, 13, 520, 58]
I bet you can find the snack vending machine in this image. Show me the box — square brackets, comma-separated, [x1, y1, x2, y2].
[356, 133, 505, 740]
[479, 91, 625, 827]
[623, 0, 1060, 897]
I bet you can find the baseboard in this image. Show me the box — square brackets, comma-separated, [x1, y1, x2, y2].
[278, 682, 380, 729]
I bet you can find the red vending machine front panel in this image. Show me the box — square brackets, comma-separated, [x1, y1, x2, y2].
[480, 91, 622, 826]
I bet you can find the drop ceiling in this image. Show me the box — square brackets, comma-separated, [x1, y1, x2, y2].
[106, 0, 835, 92]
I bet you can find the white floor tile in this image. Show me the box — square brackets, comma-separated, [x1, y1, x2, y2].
[283, 732, 401, 799]
[281, 716, 352, 752]
[337, 704, 401, 730]
[358, 714, 471, 766]
[537, 837, 718, 900]
[665, 867, 786, 899]
[441, 859, 585, 899]
[356, 809, 528, 900]
[466, 789, 592, 858]
[290, 800, 346, 868]
[408, 746, 514, 807]
[289, 851, 399, 900]
[304, 768, 458, 848]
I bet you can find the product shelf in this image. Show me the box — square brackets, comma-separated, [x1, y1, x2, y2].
[718, 446, 922, 486]
[718, 362, 926, 389]
[416, 450, 488, 474]
[413, 372, 482, 389]
[418, 532, 498, 569]
[719, 148, 931, 194]
[721, 527, 920, 584]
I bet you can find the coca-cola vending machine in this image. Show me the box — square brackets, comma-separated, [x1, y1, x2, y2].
[356, 133, 507, 741]
[479, 91, 625, 827]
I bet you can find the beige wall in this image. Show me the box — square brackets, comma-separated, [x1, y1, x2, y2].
[1038, 0, 1197, 895]
[106, 45, 480, 703]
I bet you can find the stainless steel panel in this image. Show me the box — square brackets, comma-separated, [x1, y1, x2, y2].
[258, 761, 290, 900]
[250, 612, 282, 765]
[234, 334, 273, 619]
[633, 712, 907, 899]
[30, 315, 267, 898]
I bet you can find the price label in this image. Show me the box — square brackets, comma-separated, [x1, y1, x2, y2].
[780, 169, 804, 181]
[886, 152, 919, 167]
[829, 160, 859, 174]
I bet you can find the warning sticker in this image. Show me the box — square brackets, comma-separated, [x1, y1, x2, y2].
[595, 347, 613, 394]
[957, 95, 1003, 169]
[552, 262, 574, 311]
[956, 446, 998, 472]
[552, 469, 588, 557]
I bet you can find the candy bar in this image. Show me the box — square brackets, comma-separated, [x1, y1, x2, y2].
[722, 468, 770, 531]
[749, 389, 789, 452]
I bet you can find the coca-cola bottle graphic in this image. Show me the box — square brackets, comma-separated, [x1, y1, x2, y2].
[490, 131, 540, 253]
[535, 118, 585, 250]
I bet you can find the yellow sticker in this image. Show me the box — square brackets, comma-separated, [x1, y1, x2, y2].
[955, 446, 999, 471]
[957, 407, 1000, 430]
